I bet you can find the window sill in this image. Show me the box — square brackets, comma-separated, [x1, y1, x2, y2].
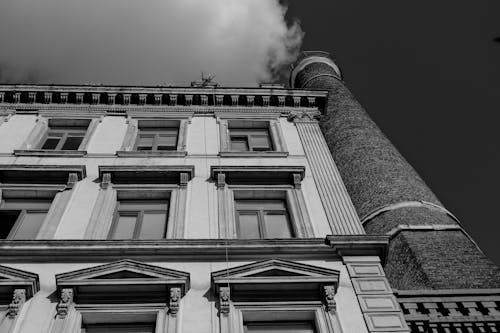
[13, 149, 87, 157]
[219, 151, 289, 158]
[116, 150, 187, 158]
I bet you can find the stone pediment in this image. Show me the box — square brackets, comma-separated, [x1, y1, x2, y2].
[55, 260, 190, 304]
[212, 259, 339, 284]
[0, 265, 39, 301]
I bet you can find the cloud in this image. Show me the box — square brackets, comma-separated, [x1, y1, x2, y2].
[0, 0, 303, 86]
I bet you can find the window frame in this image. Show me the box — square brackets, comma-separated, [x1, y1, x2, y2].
[229, 127, 273, 152]
[217, 115, 288, 158]
[0, 200, 52, 240]
[211, 166, 313, 239]
[117, 116, 190, 157]
[15, 117, 99, 156]
[108, 196, 171, 240]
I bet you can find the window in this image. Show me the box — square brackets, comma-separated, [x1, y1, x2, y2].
[15, 118, 99, 156]
[118, 119, 188, 157]
[212, 259, 340, 333]
[229, 128, 272, 152]
[54, 260, 190, 333]
[211, 166, 313, 239]
[86, 166, 194, 239]
[109, 199, 169, 240]
[244, 321, 316, 333]
[218, 118, 288, 157]
[134, 122, 179, 151]
[39, 119, 90, 151]
[0, 199, 52, 239]
[235, 199, 293, 239]
[83, 323, 155, 333]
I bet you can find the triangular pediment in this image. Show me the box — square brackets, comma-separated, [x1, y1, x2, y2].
[0, 265, 39, 299]
[212, 259, 339, 283]
[56, 259, 190, 286]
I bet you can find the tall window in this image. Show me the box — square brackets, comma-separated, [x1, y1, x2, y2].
[229, 128, 273, 152]
[244, 321, 316, 333]
[134, 120, 179, 151]
[235, 199, 293, 239]
[39, 119, 91, 151]
[108, 199, 169, 240]
[0, 198, 52, 239]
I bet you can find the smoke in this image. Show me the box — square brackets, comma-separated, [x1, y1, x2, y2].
[0, 0, 303, 85]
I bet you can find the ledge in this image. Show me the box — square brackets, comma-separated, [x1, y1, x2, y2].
[326, 235, 389, 265]
[219, 151, 289, 158]
[13, 149, 87, 157]
[116, 150, 188, 158]
[0, 164, 86, 183]
[0, 236, 390, 263]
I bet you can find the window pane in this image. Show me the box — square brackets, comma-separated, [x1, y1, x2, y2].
[244, 322, 315, 333]
[0, 211, 21, 239]
[138, 212, 167, 239]
[156, 134, 177, 150]
[230, 136, 249, 151]
[250, 134, 272, 151]
[11, 212, 47, 239]
[263, 213, 292, 238]
[237, 212, 260, 239]
[111, 215, 137, 239]
[61, 136, 84, 150]
[137, 135, 154, 148]
[41, 137, 60, 150]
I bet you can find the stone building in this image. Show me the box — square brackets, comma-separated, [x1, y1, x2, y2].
[0, 51, 498, 332]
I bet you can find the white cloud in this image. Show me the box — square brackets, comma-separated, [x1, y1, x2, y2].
[0, 0, 303, 85]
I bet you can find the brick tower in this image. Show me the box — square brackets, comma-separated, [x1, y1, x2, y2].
[291, 51, 500, 330]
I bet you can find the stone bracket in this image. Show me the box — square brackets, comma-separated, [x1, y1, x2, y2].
[7, 289, 26, 319]
[56, 288, 74, 319]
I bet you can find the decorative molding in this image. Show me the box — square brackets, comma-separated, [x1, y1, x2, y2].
[169, 287, 181, 316]
[0, 164, 86, 184]
[323, 285, 337, 314]
[294, 121, 364, 235]
[101, 172, 111, 189]
[66, 173, 78, 189]
[98, 165, 195, 185]
[219, 287, 231, 315]
[7, 289, 26, 318]
[57, 288, 74, 319]
[293, 173, 302, 189]
[287, 110, 321, 123]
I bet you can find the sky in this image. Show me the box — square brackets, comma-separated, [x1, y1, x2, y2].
[0, 0, 498, 263]
[285, 0, 500, 264]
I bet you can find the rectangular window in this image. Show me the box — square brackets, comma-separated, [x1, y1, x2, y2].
[244, 321, 316, 333]
[229, 128, 273, 152]
[235, 199, 293, 239]
[134, 120, 179, 151]
[108, 200, 169, 240]
[82, 323, 155, 333]
[0, 199, 52, 239]
[39, 119, 91, 151]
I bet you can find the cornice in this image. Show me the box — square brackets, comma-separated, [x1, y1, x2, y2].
[0, 236, 388, 263]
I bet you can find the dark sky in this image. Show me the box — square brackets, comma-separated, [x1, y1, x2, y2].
[286, 1, 500, 264]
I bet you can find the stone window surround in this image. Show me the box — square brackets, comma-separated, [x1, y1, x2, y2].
[51, 259, 189, 333]
[85, 165, 194, 240]
[211, 166, 313, 239]
[14, 116, 100, 157]
[117, 115, 191, 157]
[0, 165, 86, 240]
[217, 113, 288, 158]
[0, 264, 39, 332]
[211, 259, 341, 333]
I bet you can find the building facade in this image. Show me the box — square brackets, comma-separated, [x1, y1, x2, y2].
[0, 51, 498, 333]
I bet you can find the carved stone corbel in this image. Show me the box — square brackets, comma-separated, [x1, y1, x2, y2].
[293, 96, 301, 107]
[247, 95, 255, 107]
[307, 96, 316, 107]
[169, 287, 181, 316]
[60, 93, 68, 104]
[219, 287, 230, 315]
[216, 173, 226, 189]
[7, 289, 26, 318]
[108, 93, 116, 105]
[278, 96, 286, 107]
[185, 95, 193, 106]
[323, 285, 337, 313]
[169, 94, 177, 106]
[92, 93, 100, 104]
[123, 94, 131, 105]
[139, 94, 147, 105]
[66, 173, 78, 189]
[201, 95, 208, 106]
[293, 173, 302, 189]
[101, 173, 111, 189]
[154, 94, 162, 105]
[262, 96, 270, 107]
[179, 172, 189, 189]
[13, 92, 21, 104]
[230, 95, 238, 106]
[57, 288, 74, 319]
[28, 92, 36, 103]
[44, 92, 52, 104]
[215, 95, 224, 106]
[76, 93, 84, 104]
